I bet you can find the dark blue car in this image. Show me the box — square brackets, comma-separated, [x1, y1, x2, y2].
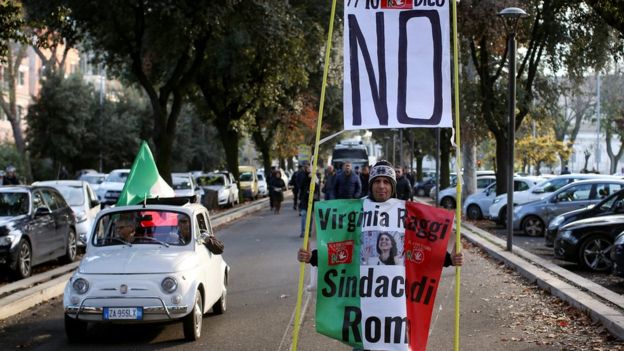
[0, 186, 77, 279]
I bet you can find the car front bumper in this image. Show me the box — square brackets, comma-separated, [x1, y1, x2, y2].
[65, 296, 189, 322]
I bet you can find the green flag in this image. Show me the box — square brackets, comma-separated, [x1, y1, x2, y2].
[116, 141, 175, 206]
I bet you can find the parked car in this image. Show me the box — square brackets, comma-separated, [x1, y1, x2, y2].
[172, 173, 203, 203]
[63, 201, 229, 342]
[96, 169, 130, 206]
[413, 178, 435, 197]
[238, 166, 259, 200]
[78, 173, 107, 193]
[610, 230, 624, 277]
[463, 176, 542, 220]
[196, 172, 239, 207]
[0, 186, 77, 278]
[488, 174, 621, 225]
[513, 179, 624, 236]
[545, 188, 624, 247]
[554, 214, 624, 272]
[438, 175, 496, 209]
[33, 180, 101, 248]
[257, 173, 268, 197]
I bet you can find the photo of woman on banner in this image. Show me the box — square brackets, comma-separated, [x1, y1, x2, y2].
[361, 231, 404, 265]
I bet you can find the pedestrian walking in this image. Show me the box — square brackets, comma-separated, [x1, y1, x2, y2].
[333, 162, 362, 199]
[395, 166, 413, 200]
[359, 165, 370, 197]
[268, 169, 286, 214]
[321, 165, 336, 200]
[290, 165, 302, 210]
[298, 165, 320, 238]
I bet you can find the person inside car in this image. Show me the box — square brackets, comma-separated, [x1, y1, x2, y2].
[114, 218, 136, 243]
[177, 214, 192, 244]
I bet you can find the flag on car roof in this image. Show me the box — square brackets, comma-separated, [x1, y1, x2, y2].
[314, 198, 454, 350]
[116, 141, 175, 206]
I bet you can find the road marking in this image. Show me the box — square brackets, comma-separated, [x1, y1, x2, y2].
[278, 288, 312, 351]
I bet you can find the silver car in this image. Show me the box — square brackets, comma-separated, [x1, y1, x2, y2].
[512, 179, 624, 236]
[463, 176, 542, 220]
[438, 175, 496, 209]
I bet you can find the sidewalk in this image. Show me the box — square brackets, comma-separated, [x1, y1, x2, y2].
[291, 229, 624, 350]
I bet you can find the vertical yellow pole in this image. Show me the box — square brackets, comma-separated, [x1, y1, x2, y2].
[451, 0, 462, 350]
[291, 0, 338, 349]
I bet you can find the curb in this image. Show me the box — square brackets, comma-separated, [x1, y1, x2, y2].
[0, 198, 269, 321]
[461, 221, 624, 340]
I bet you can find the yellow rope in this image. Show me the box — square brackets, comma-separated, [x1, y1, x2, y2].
[451, 0, 462, 350]
[291, 0, 338, 349]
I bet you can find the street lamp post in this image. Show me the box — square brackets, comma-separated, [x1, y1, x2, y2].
[499, 7, 528, 252]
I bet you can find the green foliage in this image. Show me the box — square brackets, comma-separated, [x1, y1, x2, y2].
[0, 1, 26, 62]
[0, 143, 27, 179]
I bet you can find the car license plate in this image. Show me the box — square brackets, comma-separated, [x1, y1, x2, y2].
[103, 307, 143, 320]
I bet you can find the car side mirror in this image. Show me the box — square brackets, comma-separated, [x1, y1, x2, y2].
[90, 199, 100, 208]
[533, 188, 545, 194]
[199, 231, 211, 244]
[35, 207, 51, 216]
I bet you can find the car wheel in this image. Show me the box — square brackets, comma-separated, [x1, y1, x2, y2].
[496, 206, 507, 226]
[578, 234, 613, 272]
[65, 314, 88, 343]
[466, 204, 482, 220]
[522, 215, 544, 237]
[416, 188, 425, 197]
[212, 277, 227, 315]
[183, 291, 203, 341]
[13, 239, 32, 279]
[441, 197, 456, 209]
[61, 228, 78, 263]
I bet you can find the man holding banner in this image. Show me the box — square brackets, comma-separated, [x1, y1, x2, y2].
[297, 160, 462, 350]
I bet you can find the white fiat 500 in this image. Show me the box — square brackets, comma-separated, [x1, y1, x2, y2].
[63, 201, 229, 342]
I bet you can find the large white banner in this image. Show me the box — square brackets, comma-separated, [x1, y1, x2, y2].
[343, 0, 451, 130]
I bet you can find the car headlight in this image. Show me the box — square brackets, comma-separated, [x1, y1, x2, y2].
[161, 277, 178, 294]
[75, 212, 87, 223]
[493, 197, 502, 204]
[72, 278, 90, 294]
[550, 215, 564, 228]
[0, 231, 20, 247]
[559, 230, 572, 239]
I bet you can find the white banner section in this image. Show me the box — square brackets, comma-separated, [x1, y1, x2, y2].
[343, 0, 451, 130]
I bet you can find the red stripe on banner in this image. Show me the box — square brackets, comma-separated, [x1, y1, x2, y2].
[404, 202, 454, 350]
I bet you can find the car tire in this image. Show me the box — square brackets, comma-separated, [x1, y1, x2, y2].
[441, 197, 456, 209]
[521, 215, 544, 237]
[466, 204, 482, 220]
[12, 239, 32, 279]
[578, 234, 613, 272]
[212, 277, 227, 315]
[416, 188, 425, 197]
[183, 291, 203, 341]
[65, 314, 88, 343]
[496, 207, 507, 226]
[61, 228, 78, 264]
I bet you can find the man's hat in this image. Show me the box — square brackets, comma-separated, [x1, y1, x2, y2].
[369, 160, 396, 196]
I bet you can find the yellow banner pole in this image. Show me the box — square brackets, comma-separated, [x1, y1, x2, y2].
[291, 0, 338, 349]
[451, 0, 462, 350]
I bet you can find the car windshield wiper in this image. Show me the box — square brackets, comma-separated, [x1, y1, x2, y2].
[133, 236, 170, 247]
[109, 237, 133, 246]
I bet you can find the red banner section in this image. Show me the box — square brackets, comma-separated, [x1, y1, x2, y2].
[404, 202, 454, 350]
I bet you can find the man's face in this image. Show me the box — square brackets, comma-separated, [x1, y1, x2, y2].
[362, 166, 369, 175]
[371, 177, 392, 202]
[178, 216, 191, 239]
[343, 163, 352, 175]
[395, 169, 402, 178]
[116, 222, 135, 241]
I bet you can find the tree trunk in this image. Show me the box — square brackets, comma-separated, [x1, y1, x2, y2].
[153, 130, 174, 185]
[605, 128, 624, 174]
[416, 156, 424, 182]
[213, 118, 241, 183]
[463, 142, 477, 196]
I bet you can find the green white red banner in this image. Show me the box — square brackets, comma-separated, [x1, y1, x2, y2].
[315, 198, 453, 350]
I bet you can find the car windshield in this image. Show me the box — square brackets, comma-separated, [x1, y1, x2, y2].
[197, 175, 224, 186]
[597, 191, 624, 212]
[55, 185, 84, 206]
[534, 178, 569, 193]
[172, 177, 191, 190]
[0, 192, 29, 216]
[240, 172, 253, 181]
[81, 175, 105, 185]
[92, 210, 192, 247]
[257, 174, 265, 181]
[106, 172, 129, 183]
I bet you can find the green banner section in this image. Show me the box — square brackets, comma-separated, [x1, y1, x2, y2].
[315, 199, 363, 348]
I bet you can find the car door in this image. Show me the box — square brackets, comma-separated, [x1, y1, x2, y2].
[41, 189, 71, 255]
[550, 183, 594, 221]
[196, 211, 222, 304]
[29, 190, 57, 261]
